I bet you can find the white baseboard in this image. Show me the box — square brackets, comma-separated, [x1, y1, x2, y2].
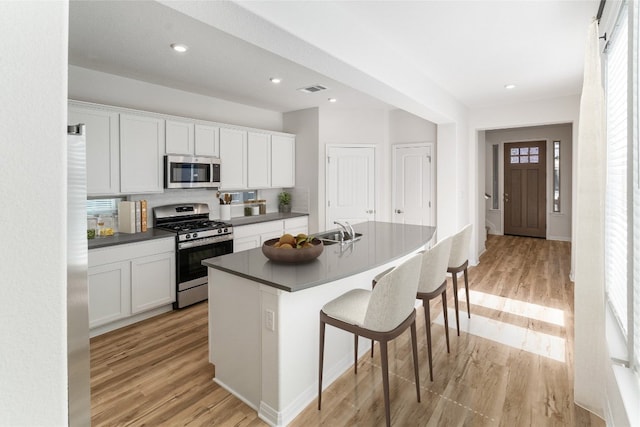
[89, 304, 174, 337]
[547, 235, 571, 242]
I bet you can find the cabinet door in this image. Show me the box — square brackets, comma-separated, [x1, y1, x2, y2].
[271, 135, 295, 188]
[219, 127, 247, 189]
[165, 119, 194, 155]
[233, 235, 261, 253]
[68, 105, 120, 195]
[88, 261, 131, 328]
[261, 230, 282, 244]
[195, 124, 219, 156]
[284, 217, 308, 236]
[247, 132, 271, 188]
[120, 113, 165, 193]
[131, 252, 175, 314]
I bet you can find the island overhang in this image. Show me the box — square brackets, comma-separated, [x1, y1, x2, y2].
[203, 221, 436, 426]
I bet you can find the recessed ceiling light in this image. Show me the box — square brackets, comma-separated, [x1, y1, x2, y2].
[270, 77, 282, 84]
[328, 98, 337, 103]
[504, 84, 516, 90]
[170, 43, 188, 53]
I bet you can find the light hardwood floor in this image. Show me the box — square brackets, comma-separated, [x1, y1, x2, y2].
[90, 235, 605, 426]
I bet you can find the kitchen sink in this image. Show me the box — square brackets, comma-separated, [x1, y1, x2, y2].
[315, 231, 362, 245]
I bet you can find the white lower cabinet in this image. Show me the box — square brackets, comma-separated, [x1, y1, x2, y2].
[233, 216, 308, 253]
[88, 261, 130, 328]
[233, 234, 262, 252]
[88, 237, 175, 335]
[284, 217, 309, 236]
[131, 252, 175, 314]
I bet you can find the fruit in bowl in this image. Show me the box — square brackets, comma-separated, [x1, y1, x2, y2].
[262, 233, 324, 263]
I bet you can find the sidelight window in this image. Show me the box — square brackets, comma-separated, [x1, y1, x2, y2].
[553, 141, 561, 212]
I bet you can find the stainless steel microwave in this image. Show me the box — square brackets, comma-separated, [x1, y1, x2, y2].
[164, 155, 221, 189]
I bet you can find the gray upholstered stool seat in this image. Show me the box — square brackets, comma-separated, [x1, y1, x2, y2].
[321, 289, 370, 326]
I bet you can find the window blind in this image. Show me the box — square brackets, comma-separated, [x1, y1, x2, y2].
[605, 7, 629, 338]
[632, 3, 640, 371]
[86, 198, 121, 215]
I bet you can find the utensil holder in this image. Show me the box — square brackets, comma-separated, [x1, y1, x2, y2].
[220, 204, 231, 221]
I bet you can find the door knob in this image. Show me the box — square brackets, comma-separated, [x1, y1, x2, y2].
[395, 209, 404, 214]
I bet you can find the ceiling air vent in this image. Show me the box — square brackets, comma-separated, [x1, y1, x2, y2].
[298, 84, 328, 94]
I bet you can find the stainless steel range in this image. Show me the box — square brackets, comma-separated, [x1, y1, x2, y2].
[153, 203, 233, 308]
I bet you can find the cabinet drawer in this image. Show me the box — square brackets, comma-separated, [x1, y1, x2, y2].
[284, 216, 308, 232]
[89, 237, 175, 266]
[233, 221, 283, 239]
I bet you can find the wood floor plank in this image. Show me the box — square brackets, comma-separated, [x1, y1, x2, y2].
[91, 235, 606, 426]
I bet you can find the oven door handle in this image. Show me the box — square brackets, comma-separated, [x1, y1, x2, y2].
[178, 235, 233, 249]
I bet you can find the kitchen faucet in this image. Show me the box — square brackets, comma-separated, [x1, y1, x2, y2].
[334, 220, 355, 242]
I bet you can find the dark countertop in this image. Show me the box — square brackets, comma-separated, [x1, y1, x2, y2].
[228, 212, 308, 227]
[202, 221, 436, 292]
[88, 228, 175, 250]
[87, 213, 308, 250]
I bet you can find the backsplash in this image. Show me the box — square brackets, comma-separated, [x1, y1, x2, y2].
[127, 187, 289, 225]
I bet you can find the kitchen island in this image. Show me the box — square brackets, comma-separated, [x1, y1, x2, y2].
[202, 221, 436, 426]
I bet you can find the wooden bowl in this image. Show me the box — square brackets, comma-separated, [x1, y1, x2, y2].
[262, 238, 324, 263]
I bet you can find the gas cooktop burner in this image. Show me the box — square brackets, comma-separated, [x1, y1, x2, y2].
[161, 220, 231, 233]
[153, 203, 233, 240]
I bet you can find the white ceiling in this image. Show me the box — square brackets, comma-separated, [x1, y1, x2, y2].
[69, 0, 599, 115]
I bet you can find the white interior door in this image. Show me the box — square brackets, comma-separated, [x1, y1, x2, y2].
[326, 146, 375, 229]
[392, 143, 434, 226]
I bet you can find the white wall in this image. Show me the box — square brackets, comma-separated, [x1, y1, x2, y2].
[283, 108, 321, 233]
[69, 65, 283, 131]
[484, 123, 573, 241]
[0, 2, 69, 424]
[388, 109, 437, 142]
[163, 1, 470, 247]
[319, 107, 390, 228]
[468, 95, 580, 265]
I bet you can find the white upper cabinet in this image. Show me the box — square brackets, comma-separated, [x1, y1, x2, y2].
[271, 135, 295, 188]
[165, 119, 194, 155]
[68, 104, 120, 195]
[68, 100, 295, 194]
[219, 127, 247, 189]
[194, 124, 219, 157]
[247, 132, 271, 188]
[119, 113, 165, 194]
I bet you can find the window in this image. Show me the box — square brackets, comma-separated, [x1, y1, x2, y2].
[86, 198, 122, 216]
[604, 3, 639, 374]
[553, 141, 561, 212]
[492, 144, 499, 209]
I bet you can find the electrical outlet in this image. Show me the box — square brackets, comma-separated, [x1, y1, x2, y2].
[265, 309, 275, 331]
